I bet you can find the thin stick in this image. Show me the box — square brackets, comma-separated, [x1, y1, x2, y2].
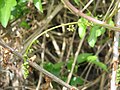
[111, 2, 120, 90]
[36, 35, 46, 90]
[60, 23, 66, 62]
[49, 33, 61, 56]
[81, 0, 94, 12]
[63, 34, 85, 90]
[67, 35, 85, 83]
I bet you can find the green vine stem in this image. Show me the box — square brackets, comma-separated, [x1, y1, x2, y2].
[24, 22, 78, 56]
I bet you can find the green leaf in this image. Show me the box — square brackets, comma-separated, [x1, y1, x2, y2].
[95, 61, 108, 71]
[96, 27, 105, 37]
[52, 62, 63, 76]
[74, 0, 80, 5]
[61, 76, 67, 82]
[70, 77, 84, 86]
[0, 0, 17, 27]
[44, 62, 53, 72]
[77, 53, 108, 71]
[78, 24, 86, 38]
[74, 65, 78, 73]
[44, 62, 63, 77]
[0, 0, 5, 8]
[66, 58, 78, 73]
[67, 59, 73, 71]
[88, 25, 105, 47]
[108, 18, 114, 26]
[87, 55, 98, 62]
[11, 2, 28, 20]
[88, 25, 100, 47]
[96, 29, 101, 37]
[78, 18, 88, 39]
[77, 53, 92, 64]
[33, 0, 43, 13]
[20, 21, 30, 29]
[87, 55, 108, 71]
[54, 62, 63, 69]
[52, 68, 61, 77]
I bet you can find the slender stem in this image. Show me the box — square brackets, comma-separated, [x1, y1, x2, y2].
[103, 0, 115, 20]
[81, 0, 94, 12]
[25, 22, 78, 56]
[36, 35, 46, 90]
